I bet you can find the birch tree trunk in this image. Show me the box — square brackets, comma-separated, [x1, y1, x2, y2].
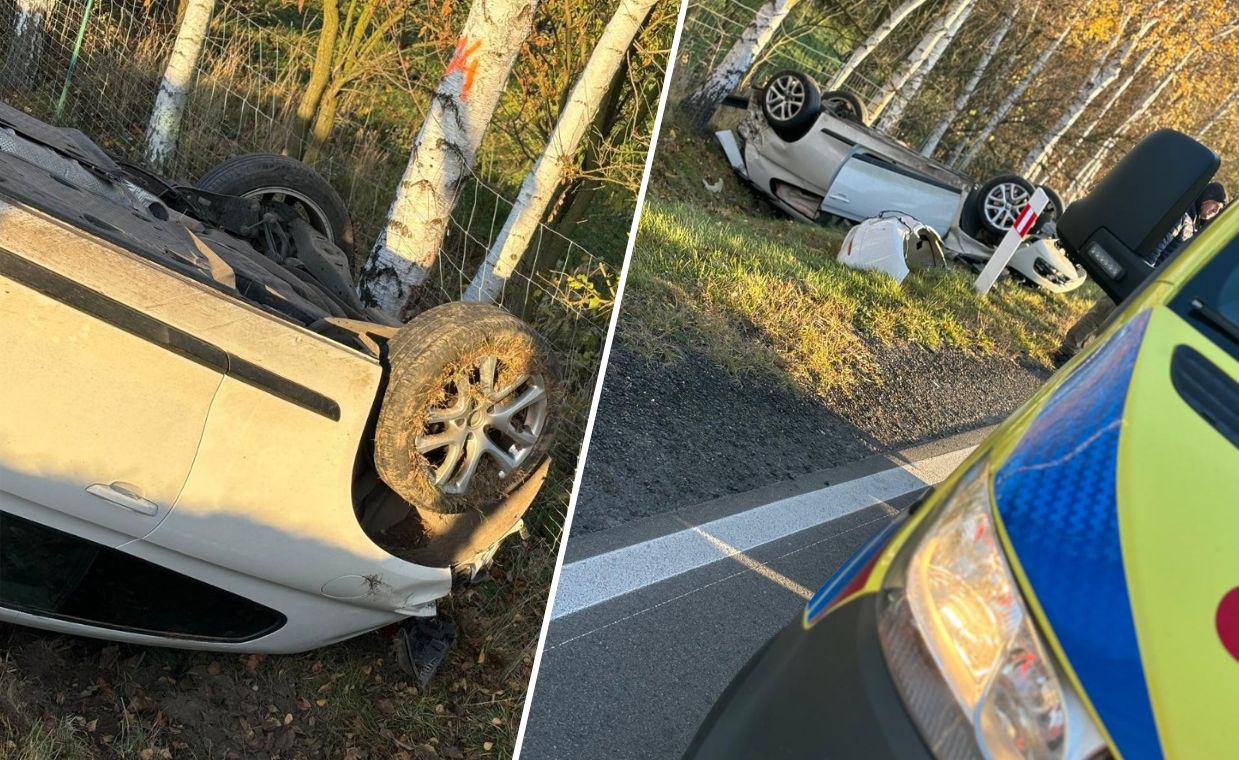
[945, 4, 1043, 167]
[2, 0, 59, 90]
[144, 0, 216, 172]
[920, 14, 1014, 157]
[1199, 92, 1239, 139]
[357, 0, 538, 317]
[463, 0, 659, 303]
[1041, 44, 1154, 183]
[958, 24, 1071, 170]
[1019, 18, 1141, 183]
[875, 0, 976, 131]
[681, 0, 804, 129]
[1065, 54, 1191, 198]
[866, 0, 975, 123]
[825, 0, 932, 90]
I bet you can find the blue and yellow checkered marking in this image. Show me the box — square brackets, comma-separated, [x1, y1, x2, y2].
[994, 311, 1159, 759]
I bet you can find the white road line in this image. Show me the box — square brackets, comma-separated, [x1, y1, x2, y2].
[550, 445, 974, 619]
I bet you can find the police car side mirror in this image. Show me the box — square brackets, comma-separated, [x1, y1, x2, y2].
[1057, 129, 1219, 303]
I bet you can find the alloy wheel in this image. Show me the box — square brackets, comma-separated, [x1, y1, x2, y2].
[982, 181, 1031, 231]
[765, 74, 806, 122]
[415, 356, 549, 495]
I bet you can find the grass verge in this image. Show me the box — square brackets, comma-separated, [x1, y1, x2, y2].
[622, 117, 1101, 399]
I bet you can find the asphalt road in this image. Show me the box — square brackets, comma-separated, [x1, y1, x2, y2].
[518, 428, 990, 760]
[572, 337, 1049, 537]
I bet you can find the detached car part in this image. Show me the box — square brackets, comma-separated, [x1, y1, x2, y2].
[836, 212, 945, 284]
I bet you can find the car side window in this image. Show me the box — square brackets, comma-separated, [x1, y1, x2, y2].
[0, 512, 285, 642]
[1169, 229, 1239, 363]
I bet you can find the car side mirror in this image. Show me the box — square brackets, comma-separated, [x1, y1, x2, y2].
[1057, 129, 1219, 303]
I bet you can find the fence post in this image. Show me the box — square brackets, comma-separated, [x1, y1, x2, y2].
[54, 0, 96, 120]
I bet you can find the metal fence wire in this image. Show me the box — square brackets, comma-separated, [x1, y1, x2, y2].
[0, 0, 626, 540]
[673, 0, 1171, 194]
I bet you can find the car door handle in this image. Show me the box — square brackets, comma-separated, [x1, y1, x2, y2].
[86, 482, 160, 517]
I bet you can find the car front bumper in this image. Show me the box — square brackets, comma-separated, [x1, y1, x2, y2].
[683, 594, 932, 760]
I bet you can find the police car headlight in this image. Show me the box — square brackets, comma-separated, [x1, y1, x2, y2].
[876, 459, 1092, 760]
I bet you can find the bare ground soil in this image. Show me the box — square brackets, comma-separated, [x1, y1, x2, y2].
[0, 541, 553, 760]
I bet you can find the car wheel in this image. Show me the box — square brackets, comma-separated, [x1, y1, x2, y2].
[197, 153, 355, 258]
[374, 302, 559, 514]
[761, 70, 821, 142]
[820, 90, 865, 125]
[975, 174, 1035, 237]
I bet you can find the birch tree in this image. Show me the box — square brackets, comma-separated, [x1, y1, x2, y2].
[866, 0, 975, 123]
[1064, 54, 1192, 198]
[1041, 44, 1155, 183]
[2, 0, 58, 90]
[357, 0, 538, 317]
[1199, 92, 1239, 139]
[825, 0, 933, 90]
[681, 0, 805, 128]
[464, 0, 659, 303]
[144, 0, 216, 172]
[958, 24, 1071, 169]
[920, 14, 1015, 157]
[1020, 16, 1144, 183]
[874, 0, 977, 131]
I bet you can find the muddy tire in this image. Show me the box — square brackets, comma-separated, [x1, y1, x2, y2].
[761, 70, 821, 142]
[374, 302, 558, 514]
[197, 153, 355, 258]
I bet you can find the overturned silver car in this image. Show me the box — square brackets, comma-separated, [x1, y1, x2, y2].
[716, 70, 1085, 293]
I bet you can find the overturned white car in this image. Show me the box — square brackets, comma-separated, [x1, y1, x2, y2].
[0, 102, 555, 682]
[716, 69, 1085, 293]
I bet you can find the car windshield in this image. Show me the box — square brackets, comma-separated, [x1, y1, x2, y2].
[1169, 206, 1239, 359]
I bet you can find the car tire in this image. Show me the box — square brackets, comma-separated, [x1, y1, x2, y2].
[374, 302, 558, 515]
[820, 90, 865, 125]
[761, 70, 821, 142]
[197, 153, 355, 258]
[975, 174, 1035, 237]
[1033, 184, 1064, 234]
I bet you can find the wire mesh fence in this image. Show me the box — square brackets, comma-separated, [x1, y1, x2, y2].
[0, 0, 624, 540]
[672, 0, 1119, 191]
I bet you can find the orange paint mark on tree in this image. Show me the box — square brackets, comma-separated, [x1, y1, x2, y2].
[446, 37, 483, 99]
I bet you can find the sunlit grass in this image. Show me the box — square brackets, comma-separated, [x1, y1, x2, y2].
[622, 196, 1099, 399]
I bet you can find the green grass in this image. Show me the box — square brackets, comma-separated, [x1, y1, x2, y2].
[623, 115, 1101, 399]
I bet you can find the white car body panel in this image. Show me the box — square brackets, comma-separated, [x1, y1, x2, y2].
[1008, 237, 1087, 293]
[1, 265, 219, 544]
[823, 155, 962, 236]
[0, 199, 453, 652]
